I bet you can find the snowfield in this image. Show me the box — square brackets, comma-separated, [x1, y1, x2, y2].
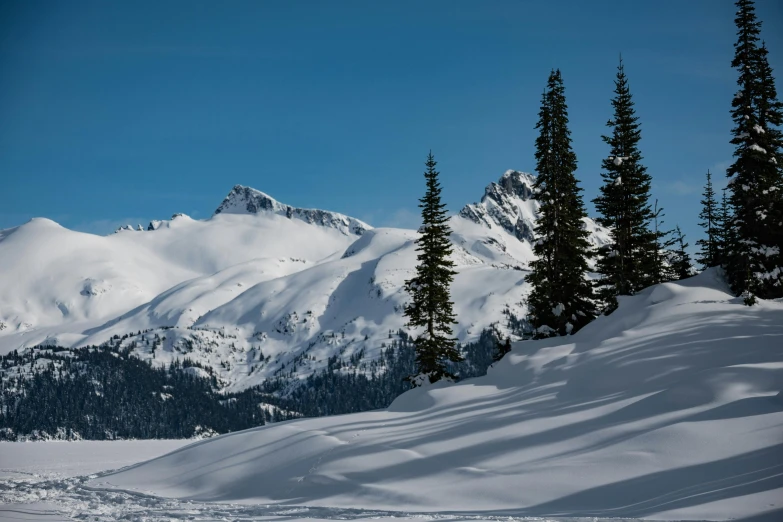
[71, 269, 781, 521]
[0, 269, 780, 520]
[0, 171, 610, 392]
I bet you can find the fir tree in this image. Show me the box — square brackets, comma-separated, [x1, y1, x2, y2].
[670, 226, 693, 280]
[725, 0, 783, 299]
[650, 199, 676, 284]
[754, 42, 783, 291]
[715, 188, 732, 267]
[696, 170, 720, 269]
[525, 70, 596, 337]
[492, 337, 512, 363]
[593, 58, 657, 312]
[404, 152, 463, 386]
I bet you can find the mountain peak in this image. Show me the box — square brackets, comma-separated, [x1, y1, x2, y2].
[214, 185, 370, 236]
[457, 170, 538, 242]
[214, 185, 285, 216]
[497, 170, 536, 200]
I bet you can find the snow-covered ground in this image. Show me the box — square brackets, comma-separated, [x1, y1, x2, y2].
[0, 440, 192, 521]
[2, 270, 777, 521]
[0, 171, 610, 392]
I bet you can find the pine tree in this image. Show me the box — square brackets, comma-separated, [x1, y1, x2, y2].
[725, 0, 783, 299]
[404, 152, 463, 386]
[715, 188, 732, 267]
[670, 226, 693, 280]
[492, 337, 511, 363]
[525, 70, 597, 337]
[754, 42, 783, 291]
[650, 199, 676, 284]
[593, 58, 657, 312]
[696, 170, 720, 269]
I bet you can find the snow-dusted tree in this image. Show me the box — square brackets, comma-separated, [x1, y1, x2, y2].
[753, 42, 783, 291]
[525, 70, 596, 338]
[670, 226, 693, 280]
[404, 152, 463, 386]
[724, 0, 783, 300]
[696, 170, 720, 269]
[593, 58, 657, 312]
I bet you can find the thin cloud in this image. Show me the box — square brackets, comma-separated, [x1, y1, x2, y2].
[665, 180, 701, 196]
[374, 208, 421, 230]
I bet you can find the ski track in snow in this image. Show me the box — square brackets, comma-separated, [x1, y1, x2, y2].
[0, 470, 674, 521]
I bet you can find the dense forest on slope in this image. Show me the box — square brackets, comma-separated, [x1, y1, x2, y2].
[0, 330, 501, 440]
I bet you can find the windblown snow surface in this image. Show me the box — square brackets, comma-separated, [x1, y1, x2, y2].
[44, 268, 777, 521]
[0, 270, 781, 520]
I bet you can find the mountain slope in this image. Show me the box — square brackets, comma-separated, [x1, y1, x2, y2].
[0, 172, 610, 393]
[89, 269, 783, 520]
[0, 195, 365, 352]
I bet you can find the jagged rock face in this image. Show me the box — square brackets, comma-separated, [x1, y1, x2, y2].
[215, 185, 370, 236]
[458, 170, 539, 242]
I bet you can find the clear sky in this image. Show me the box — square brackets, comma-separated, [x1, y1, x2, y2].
[1, 1, 781, 244]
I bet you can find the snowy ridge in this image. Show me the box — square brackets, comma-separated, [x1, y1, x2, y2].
[215, 184, 370, 236]
[87, 269, 783, 520]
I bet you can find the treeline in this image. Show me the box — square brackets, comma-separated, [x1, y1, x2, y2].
[400, 0, 781, 384]
[262, 329, 500, 418]
[0, 330, 502, 439]
[0, 346, 266, 441]
[526, 0, 782, 334]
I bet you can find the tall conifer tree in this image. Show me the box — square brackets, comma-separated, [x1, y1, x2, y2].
[753, 42, 783, 292]
[725, 0, 783, 299]
[670, 226, 693, 280]
[650, 199, 676, 285]
[525, 70, 596, 337]
[404, 152, 463, 386]
[593, 58, 657, 312]
[715, 189, 732, 267]
[696, 170, 719, 269]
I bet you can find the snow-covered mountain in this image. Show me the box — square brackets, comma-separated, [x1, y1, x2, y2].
[0, 172, 610, 391]
[88, 269, 783, 520]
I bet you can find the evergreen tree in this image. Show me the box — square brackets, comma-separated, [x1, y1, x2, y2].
[725, 0, 783, 299]
[754, 42, 783, 290]
[404, 152, 463, 386]
[696, 170, 720, 269]
[492, 337, 512, 363]
[650, 199, 676, 284]
[525, 70, 597, 337]
[670, 226, 693, 280]
[593, 58, 657, 312]
[715, 188, 732, 267]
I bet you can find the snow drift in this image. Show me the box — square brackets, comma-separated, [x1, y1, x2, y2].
[90, 269, 783, 520]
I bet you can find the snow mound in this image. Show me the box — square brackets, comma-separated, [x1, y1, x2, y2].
[90, 269, 783, 520]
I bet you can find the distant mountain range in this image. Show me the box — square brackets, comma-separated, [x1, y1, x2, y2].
[0, 170, 609, 392]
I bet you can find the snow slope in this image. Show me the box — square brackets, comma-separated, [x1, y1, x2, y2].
[89, 269, 783, 520]
[0, 191, 365, 352]
[0, 171, 610, 392]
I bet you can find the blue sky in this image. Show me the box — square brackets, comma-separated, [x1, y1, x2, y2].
[1, 1, 781, 243]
